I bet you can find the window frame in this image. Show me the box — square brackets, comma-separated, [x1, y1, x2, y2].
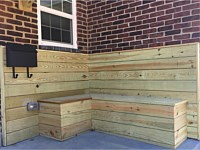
[37, 0, 77, 49]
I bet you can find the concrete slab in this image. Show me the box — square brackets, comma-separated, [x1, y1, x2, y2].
[1, 131, 200, 149]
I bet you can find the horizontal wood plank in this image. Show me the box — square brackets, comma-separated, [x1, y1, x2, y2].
[4, 61, 88, 73]
[89, 69, 196, 81]
[92, 119, 187, 146]
[6, 126, 39, 146]
[90, 57, 196, 72]
[90, 43, 197, 63]
[6, 107, 38, 121]
[90, 80, 196, 92]
[90, 89, 197, 103]
[5, 72, 89, 85]
[7, 115, 38, 133]
[39, 110, 91, 127]
[37, 50, 88, 63]
[6, 89, 89, 109]
[5, 81, 89, 97]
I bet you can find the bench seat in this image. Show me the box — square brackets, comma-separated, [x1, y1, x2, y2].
[38, 94, 92, 141]
[38, 94, 187, 148]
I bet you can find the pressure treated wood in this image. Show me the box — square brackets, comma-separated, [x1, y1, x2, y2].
[91, 94, 188, 148]
[89, 43, 199, 140]
[1, 49, 89, 146]
[38, 97, 92, 141]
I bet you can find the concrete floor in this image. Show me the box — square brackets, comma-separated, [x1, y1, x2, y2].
[1, 131, 200, 149]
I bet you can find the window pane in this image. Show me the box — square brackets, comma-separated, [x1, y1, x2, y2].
[41, 12, 50, 26]
[51, 28, 61, 42]
[41, 0, 51, 8]
[61, 18, 71, 30]
[42, 26, 51, 40]
[62, 30, 71, 43]
[52, 0, 62, 11]
[63, 0, 72, 14]
[51, 15, 61, 29]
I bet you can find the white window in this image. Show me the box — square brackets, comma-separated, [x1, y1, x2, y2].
[37, 0, 77, 49]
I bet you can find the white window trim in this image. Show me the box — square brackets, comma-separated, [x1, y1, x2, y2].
[37, 0, 78, 49]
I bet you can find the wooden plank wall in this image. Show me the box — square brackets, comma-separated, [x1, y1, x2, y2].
[0, 48, 89, 146]
[89, 43, 200, 139]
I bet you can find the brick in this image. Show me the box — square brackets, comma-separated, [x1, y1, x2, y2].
[150, 11, 164, 17]
[0, 24, 13, 30]
[118, 42, 129, 47]
[142, 7, 155, 14]
[24, 22, 37, 29]
[112, 29, 123, 34]
[136, 4, 149, 11]
[118, 14, 130, 19]
[16, 38, 30, 43]
[157, 3, 172, 11]
[157, 14, 172, 21]
[16, 15, 30, 22]
[174, 22, 191, 29]
[107, 35, 117, 40]
[165, 41, 181, 45]
[143, 0, 156, 4]
[183, 3, 200, 11]
[136, 24, 149, 30]
[7, 7, 22, 14]
[130, 21, 142, 26]
[165, 18, 181, 25]
[25, 33, 38, 39]
[182, 38, 200, 44]
[174, 11, 190, 18]
[183, 27, 200, 33]
[158, 25, 173, 32]
[151, 0, 164, 7]
[112, 39, 123, 43]
[136, 34, 148, 40]
[117, 5, 128, 11]
[174, 34, 190, 40]
[101, 40, 110, 45]
[143, 18, 156, 24]
[0, 5, 5, 11]
[165, 30, 181, 36]
[157, 36, 172, 42]
[0, 35, 14, 41]
[130, 31, 142, 36]
[182, 15, 200, 22]
[173, 0, 190, 7]
[7, 31, 23, 37]
[166, 7, 182, 14]
[7, 19, 22, 25]
[0, 29, 5, 34]
[0, 11, 13, 18]
[113, 20, 124, 25]
[143, 28, 157, 34]
[192, 33, 200, 38]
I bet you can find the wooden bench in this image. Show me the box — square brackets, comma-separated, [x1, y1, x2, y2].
[38, 94, 187, 148]
[91, 94, 188, 149]
[38, 94, 92, 141]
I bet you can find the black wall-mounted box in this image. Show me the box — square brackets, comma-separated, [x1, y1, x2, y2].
[6, 43, 37, 67]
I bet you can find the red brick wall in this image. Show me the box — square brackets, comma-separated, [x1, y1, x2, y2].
[87, 0, 200, 53]
[77, 0, 88, 53]
[0, 0, 38, 46]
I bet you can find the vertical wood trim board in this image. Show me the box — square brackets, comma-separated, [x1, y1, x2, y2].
[196, 43, 200, 140]
[0, 46, 7, 146]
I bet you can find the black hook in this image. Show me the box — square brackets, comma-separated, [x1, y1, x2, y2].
[27, 67, 33, 78]
[12, 67, 18, 79]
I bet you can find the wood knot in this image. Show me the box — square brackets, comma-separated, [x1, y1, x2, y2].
[82, 75, 87, 78]
[136, 107, 140, 111]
